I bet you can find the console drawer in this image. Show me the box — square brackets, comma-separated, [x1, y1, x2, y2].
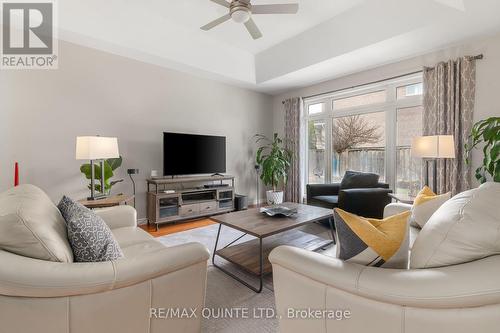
[199, 201, 217, 213]
[180, 204, 200, 216]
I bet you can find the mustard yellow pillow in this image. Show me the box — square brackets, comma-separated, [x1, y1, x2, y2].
[410, 186, 450, 228]
[334, 208, 410, 268]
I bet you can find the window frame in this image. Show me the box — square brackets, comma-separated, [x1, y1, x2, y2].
[303, 73, 423, 192]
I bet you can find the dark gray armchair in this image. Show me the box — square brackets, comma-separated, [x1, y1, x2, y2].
[306, 171, 392, 219]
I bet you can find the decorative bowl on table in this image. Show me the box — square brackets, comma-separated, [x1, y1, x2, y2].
[260, 205, 298, 217]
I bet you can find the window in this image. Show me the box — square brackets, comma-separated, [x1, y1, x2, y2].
[333, 90, 386, 110]
[304, 73, 423, 194]
[396, 106, 423, 196]
[397, 83, 423, 100]
[332, 112, 386, 182]
[308, 103, 324, 115]
[308, 120, 326, 184]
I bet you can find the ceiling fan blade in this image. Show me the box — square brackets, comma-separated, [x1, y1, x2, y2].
[201, 14, 231, 30]
[210, 0, 231, 8]
[252, 4, 299, 14]
[244, 18, 263, 40]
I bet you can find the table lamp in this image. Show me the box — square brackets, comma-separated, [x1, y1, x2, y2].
[76, 136, 120, 200]
[411, 135, 455, 193]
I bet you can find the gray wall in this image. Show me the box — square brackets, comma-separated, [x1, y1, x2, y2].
[273, 32, 500, 185]
[0, 41, 274, 219]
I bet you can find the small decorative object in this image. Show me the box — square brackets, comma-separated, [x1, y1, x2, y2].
[260, 205, 297, 217]
[151, 170, 159, 178]
[254, 133, 292, 205]
[14, 162, 19, 187]
[465, 117, 500, 183]
[127, 169, 139, 208]
[76, 136, 122, 200]
[411, 135, 455, 193]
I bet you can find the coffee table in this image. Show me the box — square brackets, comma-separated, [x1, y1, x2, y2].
[210, 202, 335, 293]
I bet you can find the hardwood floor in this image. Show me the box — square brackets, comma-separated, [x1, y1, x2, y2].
[139, 218, 216, 238]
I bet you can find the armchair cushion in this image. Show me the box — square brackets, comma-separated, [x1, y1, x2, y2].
[0, 185, 73, 263]
[309, 195, 338, 209]
[58, 196, 123, 262]
[411, 182, 500, 269]
[340, 171, 379, 189]
[338, 187, 392, 218]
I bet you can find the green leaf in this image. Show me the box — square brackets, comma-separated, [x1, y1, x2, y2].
[254, 133, 292, 189]
[466, 117, 500, 182]
[106, 156, 122, 171]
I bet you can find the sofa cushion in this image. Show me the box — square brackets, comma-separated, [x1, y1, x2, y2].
[0, 184, 73, 262]
[340, 171, 379, 189]
[58, 196, 123, 262]
[410, 186, 451, 228]
[410, 182, 500, 269]
[334, 208, 410, 268]
[111, 227, 165, 258]
[313, 195, 338, 204]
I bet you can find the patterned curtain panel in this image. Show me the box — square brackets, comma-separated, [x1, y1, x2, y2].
[283, 97, 302, 203]
[423, 57, 476, 195]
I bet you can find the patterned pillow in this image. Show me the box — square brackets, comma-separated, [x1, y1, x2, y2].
[410, 186, 451, 228]
[334, 208, 410, 268]
[57, 196, 123, 262]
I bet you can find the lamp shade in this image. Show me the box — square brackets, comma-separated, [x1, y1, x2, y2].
[411, 135, 455, 158]
[76, 136, 120, 160]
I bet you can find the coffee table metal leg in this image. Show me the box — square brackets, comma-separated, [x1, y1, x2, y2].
[212, 224, 264, 293]
[212, 224, 222, 266]
[328, 217, 336, 245]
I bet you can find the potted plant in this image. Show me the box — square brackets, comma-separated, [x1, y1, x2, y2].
[255, 133, 292, 205]
[80, 157, 124, 196]
[465, 117, 500, 183]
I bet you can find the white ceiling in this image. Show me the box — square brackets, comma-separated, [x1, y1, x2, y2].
[51, 0, 500, 94]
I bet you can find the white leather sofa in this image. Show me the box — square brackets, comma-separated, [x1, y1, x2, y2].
[270, 202, 500, 333]
[0, 186, 210, 333]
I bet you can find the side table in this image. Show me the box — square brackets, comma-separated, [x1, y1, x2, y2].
[78, 194, 134, 209]
[388, 193, 415, 205]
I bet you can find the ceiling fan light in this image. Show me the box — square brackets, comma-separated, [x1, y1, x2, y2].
[231, 9, 250, 23]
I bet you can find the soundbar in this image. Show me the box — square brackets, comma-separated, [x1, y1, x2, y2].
[204, 184, 230, 189]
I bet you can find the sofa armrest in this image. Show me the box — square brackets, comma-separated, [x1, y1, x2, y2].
[306, 183, 341, 201]
[338, 188, 392, 218]
[384, 203, 412, 218]
[0, 242, 209, 298]
[270, 246, 500, 308]
[94, 205, 137, 229]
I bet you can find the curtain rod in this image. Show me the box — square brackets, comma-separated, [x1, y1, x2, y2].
[282, 54, 484, 104]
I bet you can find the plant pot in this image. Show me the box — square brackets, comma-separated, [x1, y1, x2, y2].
[266, 190, 284, 205]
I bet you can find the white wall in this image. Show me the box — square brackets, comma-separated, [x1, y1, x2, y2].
[273, 32, 500, 185]
[0, 41, 273, 219]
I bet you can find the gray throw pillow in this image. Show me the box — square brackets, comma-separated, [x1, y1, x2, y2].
[57, 196, 124, 262]
[340, 171, 380, 189]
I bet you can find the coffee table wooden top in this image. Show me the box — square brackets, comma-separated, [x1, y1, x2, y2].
[210, 202, 333, 238]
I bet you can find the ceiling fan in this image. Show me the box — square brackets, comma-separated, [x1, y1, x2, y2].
[201, 0, 299, 40]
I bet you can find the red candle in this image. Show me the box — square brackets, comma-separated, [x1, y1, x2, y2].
[14, 162, 19, 187]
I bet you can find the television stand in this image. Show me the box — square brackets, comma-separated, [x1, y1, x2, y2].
[146, 175, 235, 231]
